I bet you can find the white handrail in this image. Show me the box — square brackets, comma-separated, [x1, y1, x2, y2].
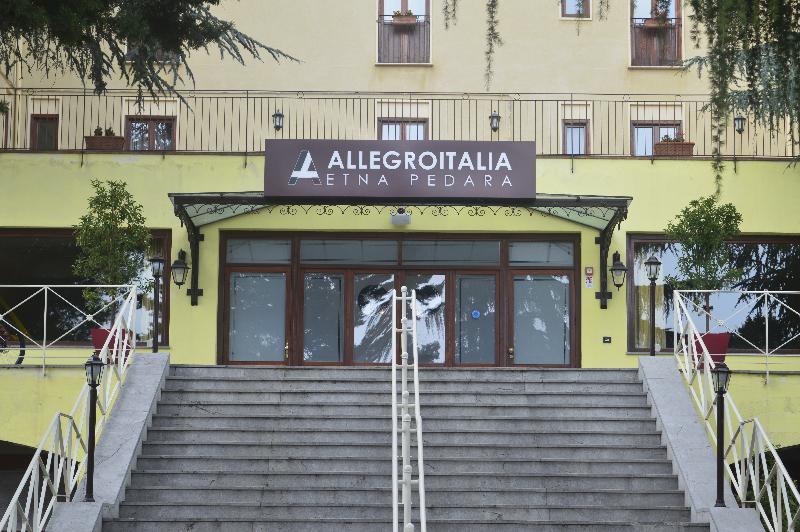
[391, 286, 427, 532]
[674, 290, 800, 531]
[0, 286, 138, 532]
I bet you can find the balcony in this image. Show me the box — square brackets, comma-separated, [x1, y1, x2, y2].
[631, 18, 681, 67]
[377, 15, 431, 64]
[0, 89, 794, 158]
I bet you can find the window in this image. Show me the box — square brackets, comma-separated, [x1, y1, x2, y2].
[30, 115, 58, 151]
[377, 0, 431, 64]
[222, 234, 578, 367]
[126, 116, 176, 151]
[562, 0, 590, 18]
[627, 235, 800, 353]
[0, 230, 170, 353]
[631, 0, 681, 66]
[632, 122, 680, 156]
[563, 120, 589, 155]
[379, 119, 427, 140]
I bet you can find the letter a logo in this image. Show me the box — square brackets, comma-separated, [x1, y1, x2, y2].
[288, 150, 321, 185]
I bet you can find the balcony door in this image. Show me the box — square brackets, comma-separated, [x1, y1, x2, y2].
[630, 0, 681, 66]
[378, 0, 431, 64]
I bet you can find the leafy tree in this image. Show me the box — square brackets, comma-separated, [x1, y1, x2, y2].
[0, 0, 294, 98]
[664, 195, 743, 329]
[73, 179, 151, 307]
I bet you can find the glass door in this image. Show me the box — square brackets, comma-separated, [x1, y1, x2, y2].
[454, 273, 497, 365]
[225, 269, 288, 364]
[405, 273, 446, 365]
[301, 271, 345, 364]
[508, 272, 573, 366]
[352, 272, 395, 364]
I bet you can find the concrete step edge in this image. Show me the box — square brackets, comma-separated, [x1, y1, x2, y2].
[141, 441, 667, 450]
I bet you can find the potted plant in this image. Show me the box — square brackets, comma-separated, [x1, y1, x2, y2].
[74, 180, 151, 359]
[665, 195, 743, 365]
[654, 134, 695, 157]
[84, 125, 126, 151]
[391, 9, 418, 26]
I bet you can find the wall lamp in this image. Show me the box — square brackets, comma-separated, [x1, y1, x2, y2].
[609, 251, 628, 290]
[489, 110, 501, 132]
[170, 249, 189, 287]
[391, 207, 412, 225]
[272, 110, 284, 131]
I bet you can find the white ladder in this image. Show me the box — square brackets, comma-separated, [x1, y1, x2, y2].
[391, 286, 427, 532]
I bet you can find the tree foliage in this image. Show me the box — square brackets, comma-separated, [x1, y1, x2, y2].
[73, 179, 151, 306]
[0, 0, 295, 99]
[664, 195, 743, 293]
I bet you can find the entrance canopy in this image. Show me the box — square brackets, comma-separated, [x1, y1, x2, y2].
[169, 191, 631, 308]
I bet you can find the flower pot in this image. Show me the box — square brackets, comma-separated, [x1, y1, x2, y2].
[391, 14, 418, 27]
[693, 332, 730, 370]
[91, 327, 132, 363]
[84, 135, 125, 151]
[654, 141, 695, 157]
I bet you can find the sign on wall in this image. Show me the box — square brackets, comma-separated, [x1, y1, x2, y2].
[264, 140, 536, 200]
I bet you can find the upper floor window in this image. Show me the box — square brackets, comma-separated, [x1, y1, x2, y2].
[632, 121, 680, 156]
[562, 0, 590, 18]
[126, 116, 176, 151]
[377, 0, 431, 64]
[630, 0, 681, 66]
[379, 119, 427, 140]
[29, 115, 58, 151]
[563, 120, 589, 155]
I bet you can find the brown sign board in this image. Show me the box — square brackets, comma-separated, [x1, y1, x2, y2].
[264, 140, 535, 201]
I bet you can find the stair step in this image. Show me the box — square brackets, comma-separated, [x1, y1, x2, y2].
[129, 470, 680, 490]
[139, 441, 668, 460]
[145, 427, 664, 446]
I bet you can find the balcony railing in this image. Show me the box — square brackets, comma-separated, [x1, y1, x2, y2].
[377, 15, 431, 64]
[631, 18, 681, 67]
[0, 88, 796, 158]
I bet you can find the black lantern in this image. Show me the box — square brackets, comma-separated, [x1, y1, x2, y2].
[83, 354, 104, 502]
[733, 115, 746, 136]
[711, 361, 732, 507]
[489, 111, 501, 132]
[170, 249, 189, 288]
[609, 251, 628, 290]
[711, 362, 732, 394]
[645, 255, 662, 282]
[272, 110, 284, 131]
[149, 256, 165, 277]
[84, 354, 104, 387]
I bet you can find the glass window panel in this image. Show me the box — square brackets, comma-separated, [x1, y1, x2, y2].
[381, 122, 401, 140]
[634, 126, 653, 156]
[509, 242, 574, 267]
[565, 125, 585, 155]
[300, 239, 398, 265]
[513, 274, 571, 365]
[34, 118, 58, 150]
[403, 240, 500, 266]
[659, 126, 678, 140]
[407, 0, 427, 15]
[563, 0, 589, 16]
[455, 275, 496, 364]
[406, 274, 446, 364]
[129, 121, 149, 151]
[405, 122, 425, 140]
[153, 120, 174, 150]
[227, 239, 291, 264]
[633, 0, 652, 18]
[353, 274, 395, 363]
[228, 272, 286, 362]
[383, 0, 402, 14]
[303, 273, 345, 362]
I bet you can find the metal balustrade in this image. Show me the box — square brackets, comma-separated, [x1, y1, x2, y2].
[631, 18, 682, 67]
[674, 290, 800, 531]
[391, 286, 427, 532]
[0, 88, 796, 158]
[0, 286, 138, 532]
[378, 16, 431, 64]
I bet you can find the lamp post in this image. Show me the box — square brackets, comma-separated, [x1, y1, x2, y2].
[645, 255, 662, 356]
[149, 256, 165, 353]
[711, 362, 732, 507]
[489, 111, 501, 132]
[83, 354, 104, 502]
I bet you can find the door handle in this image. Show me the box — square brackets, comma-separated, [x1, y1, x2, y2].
[507, 347, 514, 360]
[284, 341, 289, 361]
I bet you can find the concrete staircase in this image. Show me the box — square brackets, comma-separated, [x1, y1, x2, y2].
[105, 366, 710, 531]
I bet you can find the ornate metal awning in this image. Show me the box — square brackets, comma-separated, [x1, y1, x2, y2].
[169, 192, 631, 307]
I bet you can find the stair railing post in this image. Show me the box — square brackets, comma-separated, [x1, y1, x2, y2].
[400, 286, 413, 531]
[391, 288, 399, 532]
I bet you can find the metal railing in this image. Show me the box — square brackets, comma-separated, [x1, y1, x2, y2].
[0, 285, 145, 369]
[674, 290, 800, 531]
[0, 88, 797, 158]
[0, 286, 138, 532]
[631, 18, 682, 67]
[391, 286, 427, 532]
[378, 16, 431, 64]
